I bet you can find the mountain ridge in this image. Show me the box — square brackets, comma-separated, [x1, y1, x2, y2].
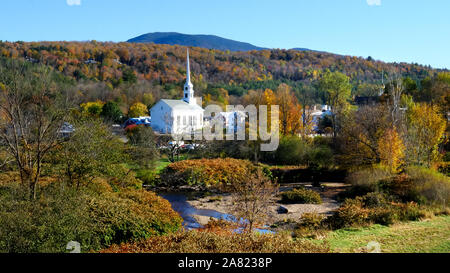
[127, 32, 267, 52]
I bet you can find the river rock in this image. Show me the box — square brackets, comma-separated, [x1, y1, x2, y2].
[192, 215, 213, 226]
[277, 206, 288, 214]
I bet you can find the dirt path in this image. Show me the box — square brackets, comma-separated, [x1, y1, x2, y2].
[187, 182, 349, 227]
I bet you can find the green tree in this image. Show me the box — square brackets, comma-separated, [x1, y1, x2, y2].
[101, 101, 123, 123]
[126, 126, 159, 169]
[53, 118, 126, 189]
[122, 68, 137, 84]
[318, 70, 352, 139]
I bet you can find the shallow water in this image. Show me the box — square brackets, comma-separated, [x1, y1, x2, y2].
[160, 193, 235, 229]
[160, 192, 273, 234]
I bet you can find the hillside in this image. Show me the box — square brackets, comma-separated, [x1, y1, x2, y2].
[127, 32, 265, 52]
[0, 40, 445, 103]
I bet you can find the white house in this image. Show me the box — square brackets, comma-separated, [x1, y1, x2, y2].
[216, 111, 247, 133]
[150, 49, 204, 134]
[304, 105, 332, 134]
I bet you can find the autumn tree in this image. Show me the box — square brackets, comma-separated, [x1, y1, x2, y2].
[0, 59, 70, 199]
[224, 168, 278, 232]
[403, 103, 446, 167]
[339, 104, 391, 167]
[318, 70, 352, 139]
[275, 83, 302, 135]
[377, 128, 405, 173]
[81, 100, 104, 116]
[296, 84, 317, 138]
[128, 102, 148, 118]
[385, 73, 405, 127]
[421, 72, 450, 114]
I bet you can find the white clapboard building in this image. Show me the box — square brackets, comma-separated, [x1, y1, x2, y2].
[150, 49, 204, 134]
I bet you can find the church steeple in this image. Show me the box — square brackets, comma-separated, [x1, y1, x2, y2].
[183, 48, 195, 104]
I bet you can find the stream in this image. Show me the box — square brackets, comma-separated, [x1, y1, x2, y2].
[160, 192, 273, 234]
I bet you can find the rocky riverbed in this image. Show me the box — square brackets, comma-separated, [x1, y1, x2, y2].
[186, 183, 349, 228]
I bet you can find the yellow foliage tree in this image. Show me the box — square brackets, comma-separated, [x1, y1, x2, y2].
[80, 100, 104, 116]
[377, 128, 405, 173]
[405, 103, 446, 167]
[128, 102, 148, 118]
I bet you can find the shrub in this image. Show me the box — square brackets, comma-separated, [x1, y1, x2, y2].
[280, 188, 322, 204]
[298, 213, 326, 229]
[88, 189, 182, 246]
[328, 198, 370, 229]
[343, 165, 393, 199]
[305, 145, 334, 169]
[136, 169, 159, 186]
[159, 158, 265, 188]
[329, 193, 428, 229]
[272, 135, 307, 165]
[0, 182, 182, 253]
[0, 184, 97, 253]
[405, 166, 450, 206]
[395, 202, 426, 221]
[368, 207, 398, 226]
[100, 231, 330, 253]
[271, 136, 334, 168]
[361, 192, 391, 208]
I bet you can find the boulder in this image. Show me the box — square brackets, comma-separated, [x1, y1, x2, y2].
[277, 206, 288, 214]
[192, 215, 212, 226]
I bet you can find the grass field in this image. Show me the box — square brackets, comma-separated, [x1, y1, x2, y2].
[155, 157, 171, 173]
[319, 216, 450, 253]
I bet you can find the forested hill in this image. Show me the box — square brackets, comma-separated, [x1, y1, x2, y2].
[127, 32, 265, 52]
[0, 40, 445, 100]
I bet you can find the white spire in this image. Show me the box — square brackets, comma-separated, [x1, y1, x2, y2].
[183, 48, 195, 104]
[186, 48, 191, 84]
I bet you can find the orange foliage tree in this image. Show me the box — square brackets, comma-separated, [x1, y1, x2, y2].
[276, 84, 303, 135]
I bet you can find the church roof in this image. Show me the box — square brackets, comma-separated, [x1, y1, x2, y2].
[158, 99, 203, 111]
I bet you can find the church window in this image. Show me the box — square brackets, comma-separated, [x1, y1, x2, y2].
[177, 116, 181, 126]
[193, 116, 197, 126]
[183, 116, 186, 125]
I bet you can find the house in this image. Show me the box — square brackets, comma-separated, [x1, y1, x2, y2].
[149, 49, 204, 134]
[57, 122, 75, 138]
[84, 59, 97, 64]
[216, 111, 247, 133]
[305, 105, 332, 134]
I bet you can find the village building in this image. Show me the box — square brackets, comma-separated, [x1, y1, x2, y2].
[150, 49, 204, 134]
[216, 111, 247, 133]
[306, 104, 332, 133]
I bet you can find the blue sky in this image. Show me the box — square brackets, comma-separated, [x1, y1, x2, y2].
[1, 0, 449, 69]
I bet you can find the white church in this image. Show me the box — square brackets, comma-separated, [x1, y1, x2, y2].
[150, 49, 204, 134]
